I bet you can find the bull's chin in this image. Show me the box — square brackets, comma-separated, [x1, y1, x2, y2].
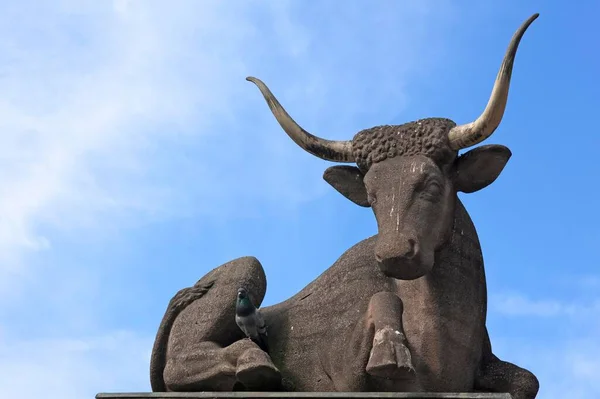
[377, 257, 433, 280]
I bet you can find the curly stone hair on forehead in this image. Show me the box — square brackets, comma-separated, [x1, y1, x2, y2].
[351, 118, 457, 172]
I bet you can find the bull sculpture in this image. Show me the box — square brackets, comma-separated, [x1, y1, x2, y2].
[150, 13, 540, 399]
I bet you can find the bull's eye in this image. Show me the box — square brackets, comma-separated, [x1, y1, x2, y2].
[421, 180, 443, 201]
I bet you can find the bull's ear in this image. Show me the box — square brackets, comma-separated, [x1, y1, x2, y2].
[453, 144, 512, 193]
[323, 166, 370, 207]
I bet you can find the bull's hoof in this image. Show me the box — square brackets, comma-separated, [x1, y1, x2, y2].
[366, 327, 416, 381]
[236, 346, 282, 390]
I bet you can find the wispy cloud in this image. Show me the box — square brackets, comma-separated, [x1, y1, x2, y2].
[0, 0, 240, 276]
[491, 292, 600, 318]
[490, 290, 600, 397]
[493, 334, 600, 399]
[0, 0, 458, 282]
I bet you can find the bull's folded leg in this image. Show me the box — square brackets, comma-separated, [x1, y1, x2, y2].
[365, 291, 416, 383]
[475, 329, 539, 399]
[236, 340, 282, 390]
[475, 356, 539, 399]
[152, 256, 283, 391]
[164, 339, 281, 391]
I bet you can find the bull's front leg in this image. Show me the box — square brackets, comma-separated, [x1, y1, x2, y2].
[365, 291, 416, 383]
[322, 291, 416, 391]
[475, 328, 539, 399]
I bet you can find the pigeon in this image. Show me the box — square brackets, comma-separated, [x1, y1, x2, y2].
[235, 287, 269, 352]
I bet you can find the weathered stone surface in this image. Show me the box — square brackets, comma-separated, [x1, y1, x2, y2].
[148, 13, 540, 399]
[97, 393, 512, 399]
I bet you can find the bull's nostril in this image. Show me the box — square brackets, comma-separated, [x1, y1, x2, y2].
[406, 239, 417, 258]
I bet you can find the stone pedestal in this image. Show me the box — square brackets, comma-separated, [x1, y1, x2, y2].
[96, 393, 512, 399]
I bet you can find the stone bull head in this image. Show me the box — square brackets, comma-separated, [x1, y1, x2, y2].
[247, 13, 537, 281]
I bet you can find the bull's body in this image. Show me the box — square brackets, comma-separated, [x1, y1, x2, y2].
[153, 199, 535, 396]
[150, 13, 540, 399]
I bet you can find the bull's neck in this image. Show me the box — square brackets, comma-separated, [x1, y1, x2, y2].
[429, 195, 488, 308]
[439, 197, 484, 263]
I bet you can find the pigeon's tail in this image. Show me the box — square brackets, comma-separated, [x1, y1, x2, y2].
[253, 333, 269, 353]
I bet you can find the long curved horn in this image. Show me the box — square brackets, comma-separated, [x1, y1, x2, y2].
[246, 76, 354, 163]
[447, 13, 539, 150]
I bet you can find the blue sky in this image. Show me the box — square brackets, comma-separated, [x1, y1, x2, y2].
[0, 0, 598, 398]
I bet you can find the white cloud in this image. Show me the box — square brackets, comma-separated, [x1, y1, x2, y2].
[0, 0, 458, 280]
[491, 293, 571, 317]
[490, 291, 600, 398]
[492, 335, 600, 399]
[491, 292, 600, 318]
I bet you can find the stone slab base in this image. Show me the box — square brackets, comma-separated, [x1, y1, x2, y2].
[96, 393, 511, 399]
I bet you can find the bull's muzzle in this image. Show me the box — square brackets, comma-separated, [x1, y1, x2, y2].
[375, 237, 432, 280]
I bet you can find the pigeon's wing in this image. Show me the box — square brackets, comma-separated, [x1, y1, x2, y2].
[255, 310, 267, 337]
[254, 310, 269, 352]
